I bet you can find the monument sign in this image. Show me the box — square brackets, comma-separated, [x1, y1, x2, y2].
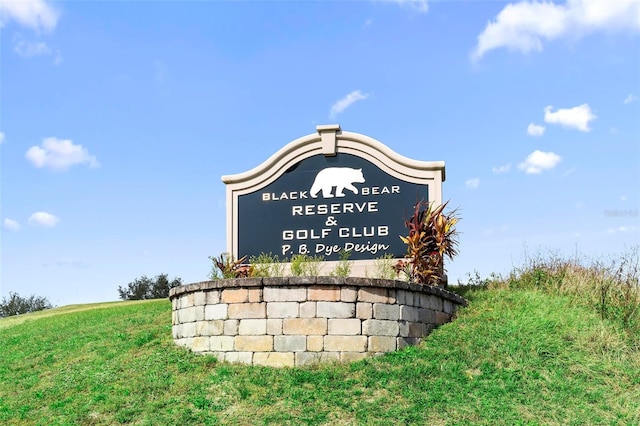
[222, 125, 445, 274]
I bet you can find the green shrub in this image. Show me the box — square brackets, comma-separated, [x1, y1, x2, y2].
[290, 254, 324, 276]
[249, 252, 286, 277]
[330, 250, 353, 278]
[118, 274, 182, 300]
[367, 254, 400, 280]
[0, 292, 53, 317]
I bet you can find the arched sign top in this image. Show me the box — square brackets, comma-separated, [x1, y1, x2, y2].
[222, 125, 445, 192]
[222, 125, 446, 271]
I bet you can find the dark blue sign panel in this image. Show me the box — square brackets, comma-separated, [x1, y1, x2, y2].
[238, 153, 428, 261]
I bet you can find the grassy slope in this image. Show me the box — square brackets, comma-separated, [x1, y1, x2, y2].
[0, 290, 638, 425]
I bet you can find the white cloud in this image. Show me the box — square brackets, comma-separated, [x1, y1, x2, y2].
[518, 150, 562, 174]
[471, 0, 640, 61]
[492, 163, 511, 174]
[0, 132, 4, 144]
[527, 123, 545, 137]
[56, 258, 89, 269]
[544, 104, 596, 132]
[392, 0, 428, 13]
[465, 178, 480, 189]
[624, 94, 637, 104]
[0, 0, 59, 33]
[14, 38, 51, 57]
[329, 90, 369, 119]
[620, 195, 627, 202]
[26, 137, 100, 171]
[608, 226, 638, 234]
[3, 218, 20, 232]
[28, 211, 59, 227]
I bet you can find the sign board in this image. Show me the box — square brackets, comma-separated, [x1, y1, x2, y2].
[223, 125, 445, 274]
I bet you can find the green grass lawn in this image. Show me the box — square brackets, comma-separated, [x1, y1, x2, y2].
[1, 288, 638, 425]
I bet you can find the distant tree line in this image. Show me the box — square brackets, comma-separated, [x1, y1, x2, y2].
[118, 273, 182, 300]
[0, 292, 54, 318]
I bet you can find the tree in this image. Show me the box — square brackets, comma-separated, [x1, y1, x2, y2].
[0, 292, 53, 318]
[117, 274, 182, 300]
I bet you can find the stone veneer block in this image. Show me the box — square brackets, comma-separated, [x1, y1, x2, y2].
[274, 335, 306, 352]
[194, 292, 206, 306]
[443, 300, 454, 315]
[235, 336, 273, 352]
[267, 318, 283, 335]
[248, 288, 263, 303]
[224, 352, 253, 364]
[295, 352, 340, 366]
[308, 285, 341, 301]
[283, 318, 327, 335]
[307, 335, 324, 352]
[221, 288, 249, 303]
[341, 352, 368, 362]
[210, 336, 234, 351]
[340, 286, 358, 302]
[400, 305, 420, 322]
[224, 319, 239, 335]
[196, 320, 223, 336]
[175, 338, 193, 348]
[179, 306, 197, 323]
[238, 319, 267, 335]
[435, 311, 450, 325]
[373, 303, 400, 320]
[363, 319, 399, 337]
[253, 352, 294, 367]
[368, 336, 396, 352]
[324, 336, 367, 352]
[399, 321, 425, 338]
[267, 302, 299, 318]
[299, 302, 316, 318]
[205, 304, 228, 320]
[228, 303, 266, 319]
[178, 322, 196, 338]
[317, 302, 355, 319]
[358, 287, 388, 303]
[181, 293, 195, 309]
[396, 290, 413, 306]
[206, 290, 220, 305]
[424, 294, 443, 311]
[356, 303, 373, 319]
[191, 336, 210, 352]
[397, 337, 420, 349]
[419, 308, 436, 324]
[264, 286, 307, 302]
[328, 318, 361, 335]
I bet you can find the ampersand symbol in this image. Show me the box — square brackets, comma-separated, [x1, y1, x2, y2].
[325, 216, 338, 226]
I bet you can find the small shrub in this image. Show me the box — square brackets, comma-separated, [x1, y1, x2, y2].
[118, 274, 182, 300]
[330, 250, 353, 278]
[249, 252, 285, 277]
[398, 200, 460, 287]
[290, 254, 324, 276]
[0, 292, 53, 317]
[367, 254, 400, 280]
[209, 253, 252, 279]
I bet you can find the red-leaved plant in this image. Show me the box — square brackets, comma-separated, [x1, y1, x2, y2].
[396, 200, 460, 287]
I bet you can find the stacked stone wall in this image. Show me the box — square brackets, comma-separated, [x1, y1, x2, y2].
[169, 277, 466, 367]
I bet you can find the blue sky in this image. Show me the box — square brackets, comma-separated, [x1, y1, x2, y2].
[1, 0, 639, 307]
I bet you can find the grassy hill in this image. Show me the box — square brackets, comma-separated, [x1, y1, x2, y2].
[1, 265, 639, 424]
